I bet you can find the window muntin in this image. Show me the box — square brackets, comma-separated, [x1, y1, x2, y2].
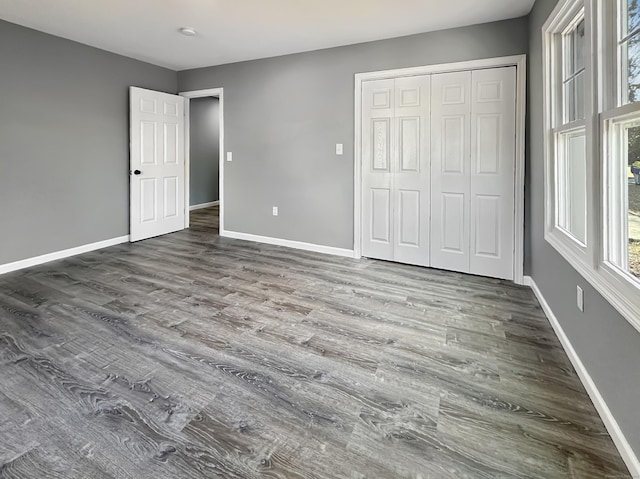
[564, 18, 586, 121]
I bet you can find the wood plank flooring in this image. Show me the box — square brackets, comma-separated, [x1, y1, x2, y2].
[0, 206, 631, 478]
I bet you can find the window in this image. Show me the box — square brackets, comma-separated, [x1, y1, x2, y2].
[604, 115, 640, 279]
[603, 1, 640, 290]
[543, 0, 640, 331]
[543, 1, 590, 253]
[557, 16, 588, 244]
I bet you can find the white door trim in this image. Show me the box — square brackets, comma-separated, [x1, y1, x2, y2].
[354, 55, 527, 284]
[179, 88, 225, 235]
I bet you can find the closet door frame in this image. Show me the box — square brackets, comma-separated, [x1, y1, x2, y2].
[354, 55, 527, 284]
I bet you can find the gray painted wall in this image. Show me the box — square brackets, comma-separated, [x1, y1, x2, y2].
[528, 0, 640, 458]
[0, 19, 176, 265]
[178, 18, 529, 249]
[189, 97, 220, 206]
[1, 4, 637, 466]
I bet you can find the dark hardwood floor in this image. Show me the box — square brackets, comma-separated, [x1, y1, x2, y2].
[0, 206, 631, 478]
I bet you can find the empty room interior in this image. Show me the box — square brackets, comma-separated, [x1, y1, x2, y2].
[2, 0, 640, 477]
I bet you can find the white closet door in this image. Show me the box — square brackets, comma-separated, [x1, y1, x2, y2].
[362, 66, 517, 280]
[469, 67, 516, 280]
[393, 75, 431, 266]
[430, 71, 472, 274]
[362, 79, 395, 261]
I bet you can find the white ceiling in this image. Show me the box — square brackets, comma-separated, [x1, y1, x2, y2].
[0, 0, 535, 71]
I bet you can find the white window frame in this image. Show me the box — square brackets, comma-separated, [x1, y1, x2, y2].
[543, 0, 595, 269]
[543, 0, 640, 333]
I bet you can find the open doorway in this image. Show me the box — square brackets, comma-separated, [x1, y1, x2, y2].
[181, 88, 224, 235]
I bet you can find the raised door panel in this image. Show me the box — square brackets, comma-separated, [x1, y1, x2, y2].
[137, 114, 163, 230]
[372, 88, 392, 109]
[474, 195, 501, 257]
[362, 79, 395, 261]
[399, 117, 420, 172]
[372, 119, 391, 171]
[371, 188, 392, 243]
[430, 71, 471, 273]
[140, 122, 157, 165]
[441, 193, 466, 253]
[164, 123, 179, 165]
[140, 178, 157, 223]
[393, 75, 430, 266]
[442, 116, 465, 174]
[475, 114, 501, 174]
[397, 190, 420, 246]
[469, 67, 516, 280]
[164, 100, 179, 116]
[164, 176, 179, 218]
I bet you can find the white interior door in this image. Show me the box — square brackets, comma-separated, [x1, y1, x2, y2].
[362, 79, 395, 261]
[469, 67, 516, 280]
[430, 71, 472, 274]
[361, 76, 431, 265]
[130, 87, 185, 242]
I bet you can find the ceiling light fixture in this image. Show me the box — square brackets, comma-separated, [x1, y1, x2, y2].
[179, 27, 197, 37]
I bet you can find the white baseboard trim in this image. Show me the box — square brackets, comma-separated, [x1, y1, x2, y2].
[524, 276, 640, 478]
[0, 235, 130, 276]
[221, 230, 356, 258]
[189, 201, 219, 211]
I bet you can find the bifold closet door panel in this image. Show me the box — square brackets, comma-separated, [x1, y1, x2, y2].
[469, 67, 516, 280]
[393, 75, 431, 267]
[362, 79, 395, 261]
[430, 71, 472, 274]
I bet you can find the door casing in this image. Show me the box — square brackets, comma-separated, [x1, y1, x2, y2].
[179, 88, 225, 234]
[354, 55, 527, 284]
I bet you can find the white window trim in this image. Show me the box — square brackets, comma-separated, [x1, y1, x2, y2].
[543, 0, 640, 333]
[543, 0, 594, 268]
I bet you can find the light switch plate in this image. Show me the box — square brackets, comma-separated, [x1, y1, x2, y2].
[226, 152, 233, 162]
[336, 143, 343, 155]
[272, 206, 278, 216]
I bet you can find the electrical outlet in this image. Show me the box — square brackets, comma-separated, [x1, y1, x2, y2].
[226, 151, 233, 162]
[576, 285, 584, 312]
[272, 206, 278, 216]
[336, 143, 343, 155]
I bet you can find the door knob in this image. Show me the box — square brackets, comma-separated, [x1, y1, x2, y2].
[133, 170, 142, 175]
